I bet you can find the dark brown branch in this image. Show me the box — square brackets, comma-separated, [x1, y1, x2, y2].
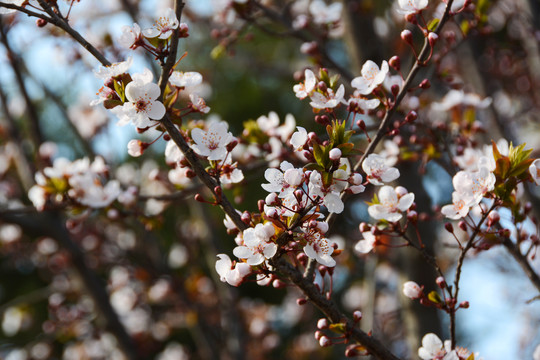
[502, 237, 540, 295]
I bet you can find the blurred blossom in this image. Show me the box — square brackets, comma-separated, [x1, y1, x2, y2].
[157, 342, 189, 360]
[168, 244, 188, 268]
[0, 224, 22, 244]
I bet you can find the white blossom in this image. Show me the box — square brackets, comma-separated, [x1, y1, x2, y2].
[530, 159, 540, 185]
[290, 126, 308, 150]
[169, 71, 203, 88]
[362, 153, 400, 185]
[309, 0, 342, 24]
[368, 185, 414, 222]
[309, 84, 345, 109]
[119, 23, 142, 49]
[94, 57, 133, 80]
[396, 0, 428, 16]
[233, 223, 277, 266]
[354, 231, 377, 254]
[293, 69, 317, 99]
[303, 229, 335, 267]
[403, 281, 422, 299]
[143, 8, 179, 39]
[191, 121, 233, 160]
[215, 254, 251, 286]
[351, 60, 389, 95]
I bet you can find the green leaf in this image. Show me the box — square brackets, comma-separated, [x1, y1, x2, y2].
[329, 323, 346, 334]
[427, 18, 440, 32]
[428, 291, 443, 304]
[304, 163, 325, 172]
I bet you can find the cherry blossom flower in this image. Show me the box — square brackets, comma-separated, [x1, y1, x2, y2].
[303, 229, 336, 267]
[309, 84, 345, 109]
[309, 170, 345, 214]
[368, 186, 414, 222]
[452, 167, 495, 206]
[215, 254, 251, 286]
[191, 121, 233, 161]
[168, 167, 191, 187]
[233, 223, 277, 266]
[396, 0, 429, 16]
[354, 231, 377, 254]
[431, 90, 491, 112]
[293, 69, 317, 99]
[143, 8, 179, 39]
[418, 333, 459, 360]
[119, 23, 142, 49]
[403, 281, 422, 299]
[344, 92, 381, 111]
[351, 60, 389, 95]
[169, 71, 203, 88]
[362, 153, 400, 185]
[261, 161, 297, 197]
[94, 57, 133, 80]
[189, 93, 210, 113]
[219, 157, 244, 184]
[290, 126, 308, 150]
[441, 191, 471, 220]
[530, 159, 540, 185]
[309, 0, 342, 24]
[113, 69, 166, 128]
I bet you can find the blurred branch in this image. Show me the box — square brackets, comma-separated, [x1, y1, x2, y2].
[0, 18, 44, 149]
[502, 238, 540, 295]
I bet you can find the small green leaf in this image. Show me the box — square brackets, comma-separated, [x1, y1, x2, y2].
[428, 291, 443, 304]
[329, 323, 347, 334]
[427, 18, 440, 32]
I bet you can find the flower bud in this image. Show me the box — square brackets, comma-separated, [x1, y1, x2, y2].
[241, 211, 251, 224]
[265, 193, 278, 206]
[459, 220, 468, 232]
[272, 279, 286, 288]
[314, 330, 323, 340]
[317, 318, 329, 329]
[389, 55, 400, 71]
[428, 32, 439, 46]
[329, 148, 342, 161]
[436, 276, 447, 289]
[359, 222, 369, 232]
[179, 23, 189, 37]
[353, 310, 363, 322]
[488, 211, 500, 224]
[444, 222, 454, 233]
[36, 18, 48, 27]
[419, 79, 431, 89]
[391, 84, 400, 97]
[297, 298, 307, 305]
[407, 210, 418, 223]
[317, 221, 329, 234]
[401, 29, 413, 44]
[459, 301, 470, 308]
[406, 111, 418, 123]
[226, 139, 238, 152]
[319, 336, 332, 347]
[403, 281, 422, 299]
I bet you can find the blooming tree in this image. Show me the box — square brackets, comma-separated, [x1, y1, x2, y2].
[0, 0, 539, 359]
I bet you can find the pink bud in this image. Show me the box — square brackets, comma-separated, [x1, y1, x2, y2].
[317, 318, 329, 329]
[401, 29, 413, 44]
[389, 55, 400, 71]
[353, 310, 362, 322]
[436, 276, 447, 289]
[319, 336, 332, 347]
[297, 298, 307, 305]
[428, 32, 439, 46]
[403, 281, 422, 299]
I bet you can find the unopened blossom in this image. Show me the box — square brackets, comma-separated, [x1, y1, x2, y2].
[529, 159, 540, 185]
[303, 229, 336, 267]
[215, 254, 251, 286]
[397, 0, 429, 16]
[351, 60, 389, 95]
[113, 69, 166, 128]
[233, 223, 277, 266]
[119, 23, 142, 49]
[293, 69, 317, 99]
[189, 93, 210, 113]
[354, 231, 377, 254]
[441, 191, 471, 220]
[368, 185, 414, 222]
[191, 121, 233, 161]
[309, 0, 342, 24]
[127, 140, 144, 157]
[169, 71, 203, 88]
[362, 153, 400, 185]
[403, 281, 422, 299]
[143, 8, 179, 39]
[94, 57, 133, 80]
[290, 126, 308, 150]
[310, 84, 345, 109]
